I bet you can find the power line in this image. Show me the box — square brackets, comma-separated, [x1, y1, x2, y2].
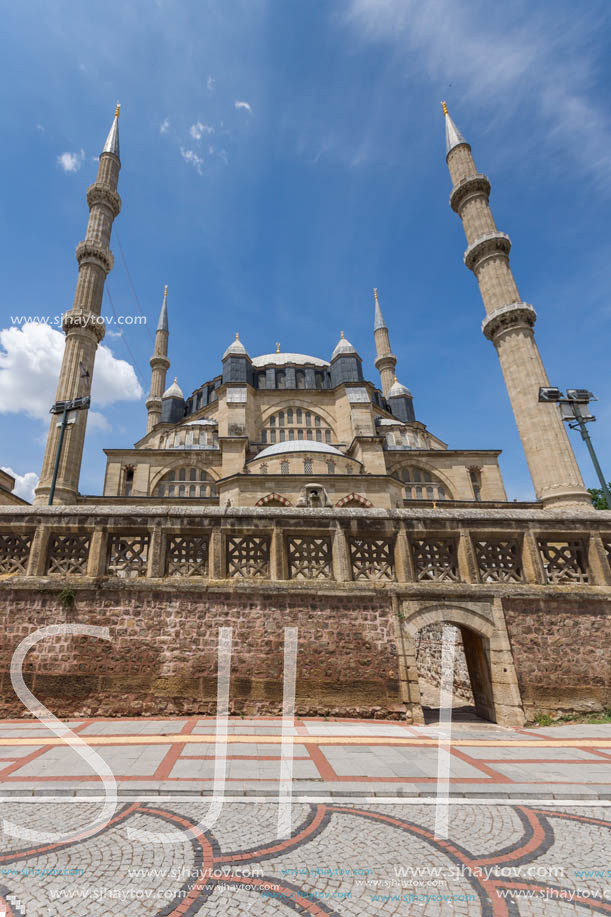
[104, 283, 149, 392]
[114, 228, 155, 346]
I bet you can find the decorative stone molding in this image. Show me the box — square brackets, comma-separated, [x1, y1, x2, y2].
[335, 492, 373, 508]
[150, 355, 170, 371]
[62, 309, 106, 342]
[464, 231, 511, 271]
[75, 240, 114, 274]
[256, 493, 292, 507]
[86, 183, 121, 218]
[450, 173, 491, 213]
[481, 301, 537, 341]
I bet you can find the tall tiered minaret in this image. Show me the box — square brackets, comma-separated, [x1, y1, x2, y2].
[442, 102, 590, 508]
[145, 286, 170, 433]
[35, 106, 122, 505]
[373, 288, 397, 397]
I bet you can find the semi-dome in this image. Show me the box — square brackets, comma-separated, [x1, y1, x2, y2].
[331, 331, 357, 360]
[255, 439, 345, 460]
[252, 352, 329, 367]
[222, 333, 250, 360]
[163, 377, 184, 399]
[388, 377, 412, 398]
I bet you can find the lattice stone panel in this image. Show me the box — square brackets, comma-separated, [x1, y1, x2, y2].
[167, 536, 209, 576]
[474, 539, 523, 583]
[0, 533, 32, 575]
[412, 538, 459, 582]
[107, 534, 150, 578]
[349, 537, 395, 581]
[288, 537, 332, 579]
[227, 536, 270, 578]
[537, 538, 589, 584]
[46, 534, 90, 575]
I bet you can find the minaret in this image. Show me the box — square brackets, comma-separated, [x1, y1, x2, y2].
[373, 288, 397, 396]
[146, 285, 170, 432]
[442, 102, 590, 508]
[35, 105, 122, 505]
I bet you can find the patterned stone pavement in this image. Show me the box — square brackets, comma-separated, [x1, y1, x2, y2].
[0, 801, 610, 914]
[0, 716, 609, 799]
[0, 717, 608, 913]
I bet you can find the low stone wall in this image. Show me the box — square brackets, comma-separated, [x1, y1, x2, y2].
[503, 597, 611, 718]
[0, 584, 403, 719]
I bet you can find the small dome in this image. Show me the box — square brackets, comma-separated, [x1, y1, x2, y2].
[331, 331, 357, 360]
[163, 377, 184, 399]
[222, 333, 250, 360]
[388, 377, 412, 398]
[255, 439, 345, 460]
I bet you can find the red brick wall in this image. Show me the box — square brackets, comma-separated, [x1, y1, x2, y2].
[503, 597, 611, 716]
[0, 586, 403, 718]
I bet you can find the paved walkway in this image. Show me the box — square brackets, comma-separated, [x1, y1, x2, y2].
[0, 718, 609, 914]
[0, 716, 609, 800]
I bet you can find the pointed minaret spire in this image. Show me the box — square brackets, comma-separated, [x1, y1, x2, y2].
[372, 288, 398, 398]
[443, 105, 590, 508]
[103, 102, 121, 159]
[441, 101, 468, 157]
[373, 287, 387, 331]
[35, 105, 122, 504]
[146, 285, 171, 433]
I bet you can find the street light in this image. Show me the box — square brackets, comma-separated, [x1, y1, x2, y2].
[48, 396, 91, 505]
[538, 386, 610, 509]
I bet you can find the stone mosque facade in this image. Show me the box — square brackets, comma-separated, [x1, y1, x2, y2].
[0, 104, 609, 725]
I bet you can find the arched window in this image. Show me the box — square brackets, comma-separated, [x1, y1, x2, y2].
[400, 466, 448, 501]
[260, 408, 333, 445]
[154, 468, 217, 498]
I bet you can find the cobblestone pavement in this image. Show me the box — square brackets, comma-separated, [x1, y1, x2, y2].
[0, 801, 609, 915]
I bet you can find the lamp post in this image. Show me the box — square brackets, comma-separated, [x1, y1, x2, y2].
[47, 396, 91, 505]
[538, 387, 611, 509]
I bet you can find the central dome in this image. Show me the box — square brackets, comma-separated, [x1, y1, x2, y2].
[255, 439, 344, 459]
[251, 353, 329, 367]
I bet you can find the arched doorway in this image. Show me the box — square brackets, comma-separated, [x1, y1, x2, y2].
[399, 602, 524, 727]
[415, 622, 495, 723]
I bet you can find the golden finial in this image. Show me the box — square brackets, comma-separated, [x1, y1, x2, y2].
[163, 284, 168, 296]
[235, 332, 239, 340]
[394, 374, 398, 382]
[115, 102, 121, 118]
[173, 377, 177, 384]
[441, 100, 448, 116]
[340, 330, 345, 338]
[275, 342, 281, 353]
[373, 288, 379, 302]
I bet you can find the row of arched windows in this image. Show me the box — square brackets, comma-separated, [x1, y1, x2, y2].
[260, 408, 333, 445]
[154, 467, 217, 498]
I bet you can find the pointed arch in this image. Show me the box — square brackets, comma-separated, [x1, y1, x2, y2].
[255, 493, 292, 507]
[335, 493, 373, 508]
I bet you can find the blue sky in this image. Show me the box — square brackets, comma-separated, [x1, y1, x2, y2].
[1, 0, 610, 501]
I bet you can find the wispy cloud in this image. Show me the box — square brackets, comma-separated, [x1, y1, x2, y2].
[160, 118, 170, 134]
[207, 75, 216, 94]
[234, 100, 252, 114]
[189, 121, 214, 140]
[180, 147, 204, 174]
[35, 123, 45, 133]
[57, 149, 85, 172]
[345, 0, 611, 189]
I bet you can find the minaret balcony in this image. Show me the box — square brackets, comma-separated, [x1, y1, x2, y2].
[450, 173, 490, 213]
[464, 231, 511, 271]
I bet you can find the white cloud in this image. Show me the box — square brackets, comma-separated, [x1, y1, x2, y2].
[160, 118, 170, 134]
[35, 123, 45, 133]
[1, 467, 39, 503]
[180, 147, 204, 174]
[0, 323, 143, 424]
[345, 0, 611, 189]
[207, 75, 216, 93]
[234, 100, 252, 114]
[189, 121, 214, 140]
[57, 149, 85, 173]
